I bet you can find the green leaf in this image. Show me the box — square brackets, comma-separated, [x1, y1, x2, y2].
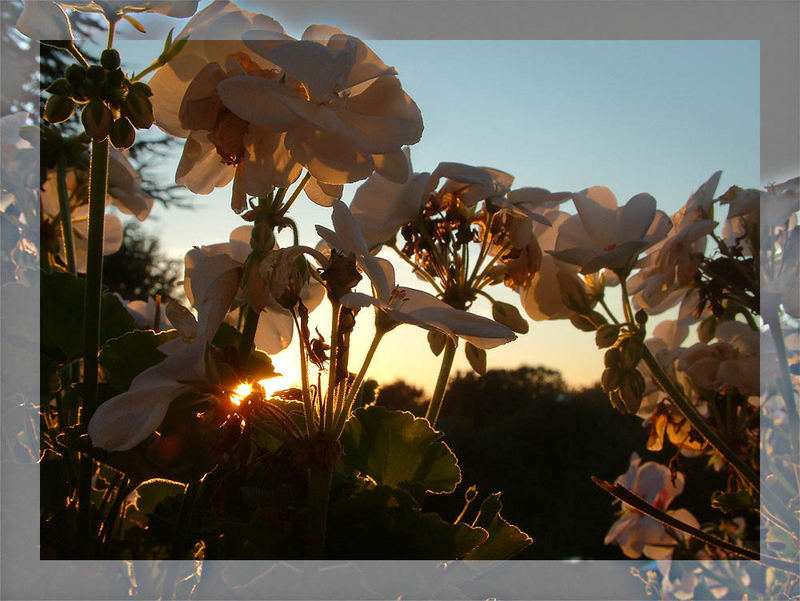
[41, 271, 135, 361]
[245, 349, 276, 382]
[465, 342, 487, 375]
[99, 329, 178, 392]
[120, 478, 185, 537]
[341, 406, 461, 494]
[464, 492, 533, 560]
[491, 301, 529, 334]
[328, 485, 488, 559]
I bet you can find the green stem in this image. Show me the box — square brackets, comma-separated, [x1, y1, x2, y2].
[79, 138, 109, 544]
[305, 462, 333, 559]
[106, 18, 117, 49]
[237, 306, 260, 365]
[619, 278, 635, 324]
[278, 172, 311, 217]
[131, 60, 160, 82]
[333, 330, 384, 436]
[323, 302, 341, 433]
[599, 297, 621, 325]
[641, 345, 760, 492]
[56, 153, 76, 274]
[292, 312, 317, 436]
[66, 43, 90, 68]
[425, 338, 457, 427]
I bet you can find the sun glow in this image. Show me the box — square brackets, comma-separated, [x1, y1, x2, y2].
[228, 351, 299, 407]
[229, 382, 252, 406]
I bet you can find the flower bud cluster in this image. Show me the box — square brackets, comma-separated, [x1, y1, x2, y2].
[602, 335, 646, 414]
[44, 49, 154, 149]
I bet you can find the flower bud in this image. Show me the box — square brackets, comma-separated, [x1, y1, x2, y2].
[604, 347, 621, 368]
[65, 64, 86, 86]
[569, 313, 596, 332]
[465, 342, 487, 375]
[427, 330, 447, 356]
[595, 324, 620, 348]
[81, 99, 112, 140]
[492, 301, 529, 334]
[105, 68, 125, 88]
[110, 117, 135, 149]
[46, 78, 71, 96]
[634, 309, 648, 325]
[601, 367, 621, 393]
[698, 316, 716, 343]
[86, 65, 105, 82]
[620, 338, 643, 369]
[129, 82, 153, 97]
[617, 369, 645, 413]
[100, 48, 121, 70]
[44, 95, 75, 124]
[123, 89, 154, 129]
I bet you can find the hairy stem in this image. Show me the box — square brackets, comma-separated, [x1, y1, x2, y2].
[78, 138, 109, 544]
[333, 330, 384, 436]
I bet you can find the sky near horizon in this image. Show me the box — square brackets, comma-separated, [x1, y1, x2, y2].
[114, 9, 759, 392]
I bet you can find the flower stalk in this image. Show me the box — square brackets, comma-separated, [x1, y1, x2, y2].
[425, 338, 457, 427]
[333, 330, 385, 436]
[79, 137, 109, 543]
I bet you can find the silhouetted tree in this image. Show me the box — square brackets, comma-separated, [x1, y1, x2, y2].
[103, 222, 182, 302]
[375, 380, 426, 415]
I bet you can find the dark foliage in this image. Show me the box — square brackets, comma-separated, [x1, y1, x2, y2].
[422, 367, 652, 559]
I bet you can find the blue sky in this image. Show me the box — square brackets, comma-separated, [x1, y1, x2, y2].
[115, 13, 759, 390]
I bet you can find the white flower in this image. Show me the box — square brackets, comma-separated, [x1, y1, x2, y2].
[677, 320, 759, 398]
[185, 226, 324, 354]
[551, 186, 672, 276]
[349, 148, 432, 245]
[15, 1, 197, 43]
[317, 200, 516, 349]
[217, 25, 423, 185]
[604, 453, 697, 559]
[520, 210, 589, 321]
[148, 1, 300, 210]
[88, 249, 241, 451]
[630, 173, 720, 314]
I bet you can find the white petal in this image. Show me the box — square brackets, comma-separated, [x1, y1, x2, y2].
[16, 1, 73, 41]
